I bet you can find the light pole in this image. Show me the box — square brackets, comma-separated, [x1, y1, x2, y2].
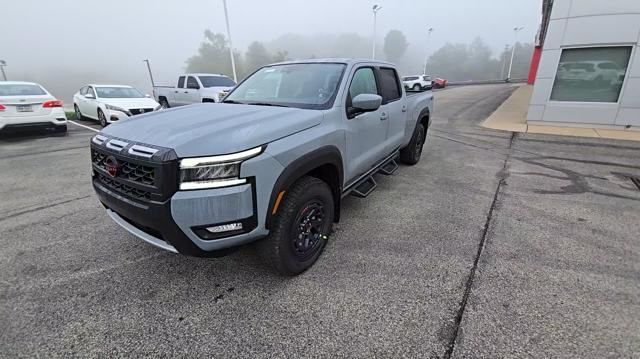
[0, 60, 7, 81]
[500, 44, 509, 80]
[423, 27, 434, 75]
[372, 5, 382, 60]
[222, 0, 238, 83]
[143, 59, 156, 88]
[506, 26, 524, 82]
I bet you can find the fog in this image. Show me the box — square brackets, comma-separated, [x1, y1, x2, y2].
[2, 0, 541, 102]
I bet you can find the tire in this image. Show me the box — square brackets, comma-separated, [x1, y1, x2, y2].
[98, 109, 108, 127]
[412, 84, 421, 91]
[74, 105, 84, 121]
[159, 98, 170, 109]
[259, 176, 334, 276]
[400, 122, 426, 165]
[55, 125, 67, 133]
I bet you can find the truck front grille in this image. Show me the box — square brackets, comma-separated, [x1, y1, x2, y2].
[92, 151, 156, 186]
[98, 173, 152, 200]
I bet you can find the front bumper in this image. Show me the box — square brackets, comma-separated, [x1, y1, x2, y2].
[91, 138, 281, 256]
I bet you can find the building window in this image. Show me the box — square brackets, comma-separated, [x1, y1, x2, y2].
[550, 46, 632, 103]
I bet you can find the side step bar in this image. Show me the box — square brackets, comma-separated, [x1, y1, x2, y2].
[378, 159, 398, 175]
[346, 152, 399, 198]
[351, 176, 377, 198]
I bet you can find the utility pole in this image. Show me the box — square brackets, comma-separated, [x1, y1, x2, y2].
[222, 0, 238, 83]
[0, 60, 7, 81]
[500, 44, 510, 80]
[372, 5, 382, 60]
[507, 27, 524, 82]
[143, 59, 156, 88]
[423, 27, 434, 75]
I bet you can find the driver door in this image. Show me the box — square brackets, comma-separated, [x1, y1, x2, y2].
[343, 66, 389, 183]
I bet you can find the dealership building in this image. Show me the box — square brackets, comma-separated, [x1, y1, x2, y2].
[527, 0, 640, 130]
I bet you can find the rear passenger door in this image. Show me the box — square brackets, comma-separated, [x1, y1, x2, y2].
[173, 76, 186, 106]
[343, 66, 389, 183]
[376, 67, 407, 153]
[184, 76, 201, 104]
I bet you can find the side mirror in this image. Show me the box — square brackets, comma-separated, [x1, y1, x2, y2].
[84, 93, 95, 99]
[351, 93, 382, 113]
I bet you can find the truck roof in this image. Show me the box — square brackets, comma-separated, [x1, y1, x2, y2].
[88, 84, 133, 88]
[182, 73, 229, 77]
[270, 58, 397, 67]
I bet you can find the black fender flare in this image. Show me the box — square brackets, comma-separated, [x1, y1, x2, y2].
[265, 146, 344, 229]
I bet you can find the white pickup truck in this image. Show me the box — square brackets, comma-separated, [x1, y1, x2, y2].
[153, 73, 236, 108]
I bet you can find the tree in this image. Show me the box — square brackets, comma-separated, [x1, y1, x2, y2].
[245, 41, 272, 72]
[185, 30, 244, 79]
[383, 30, 409, 64]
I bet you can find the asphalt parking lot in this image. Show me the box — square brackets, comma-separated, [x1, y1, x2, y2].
[1, 84, 639, 358]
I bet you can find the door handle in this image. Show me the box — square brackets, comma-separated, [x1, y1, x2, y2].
[184, 91, 189, 93]
[174, 90, 178, 93]
[401, 105, 407, 113]
[380, 112, 388, 121]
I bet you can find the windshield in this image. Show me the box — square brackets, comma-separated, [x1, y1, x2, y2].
[0, 84, 46, 96]
[95, 87, 144, 98]
[198, 76, 236, 88]
[224, 63, 346, 109]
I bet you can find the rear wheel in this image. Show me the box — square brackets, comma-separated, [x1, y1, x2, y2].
[400, 122, 426, 165]
[259, 176, 334, 276]
[98, 109, 108, 127]
[412, 84, 421, 91]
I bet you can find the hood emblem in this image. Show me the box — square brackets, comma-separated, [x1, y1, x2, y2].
[105, 156, 120, 178]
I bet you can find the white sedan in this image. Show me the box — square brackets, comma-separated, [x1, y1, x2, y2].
[0, 81, 67, 134]
[73, 84, 161, 127]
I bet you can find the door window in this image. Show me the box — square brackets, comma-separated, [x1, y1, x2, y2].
[349, 67, 378, 100]
[87, 87, 96, 98]
[79, 87, 87, 95]
[378, 67, 401, 103]
[177, 76, 185, 88]
[186, 76, 200, 89]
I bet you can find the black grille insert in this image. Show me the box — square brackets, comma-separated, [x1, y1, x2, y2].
[628, 176, 640, 191]
[129, 108, 154, 115]
[92, 150, 155, 186]
[98, 174, 152, 200]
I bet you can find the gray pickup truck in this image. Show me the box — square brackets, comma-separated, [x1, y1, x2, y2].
[90, 59, 433, 275]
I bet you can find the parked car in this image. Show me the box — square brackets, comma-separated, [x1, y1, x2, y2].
[73, 85, 161, 127]
[89, 59, 433, 275]
[402, 75, 432, 91]
[0, 81, 67, 134]
[433, 78, 447, 89]
[557, 61, 624, 86]
[153, 73, 236, 108]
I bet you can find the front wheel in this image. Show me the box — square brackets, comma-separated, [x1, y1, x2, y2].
[98, 109, 108, 127]
[259, 176, 334, 276]
[159, 98, 170, 109]
[74, 105, 83, 121]
[400, 122, 426, 165]
[412, 84, 421, 91]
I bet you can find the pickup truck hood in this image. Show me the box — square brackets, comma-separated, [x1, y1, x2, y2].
[101, 103, 322, 157]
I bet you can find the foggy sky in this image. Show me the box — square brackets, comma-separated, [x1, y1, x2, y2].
[2, 0, 541, 98]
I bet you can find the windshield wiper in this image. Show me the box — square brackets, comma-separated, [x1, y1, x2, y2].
[222, 100, 244, 104]
[247, 102, 289, 108]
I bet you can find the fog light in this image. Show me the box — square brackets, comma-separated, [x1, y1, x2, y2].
[206, 222, 243, 234]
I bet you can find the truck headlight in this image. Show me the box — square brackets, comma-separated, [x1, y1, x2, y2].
[179, 146, 264, 190]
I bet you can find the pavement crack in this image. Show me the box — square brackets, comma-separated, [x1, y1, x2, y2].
[0, 195, 91, 222]
[0, 145, 89, 160]
[443, 135, 513, 359]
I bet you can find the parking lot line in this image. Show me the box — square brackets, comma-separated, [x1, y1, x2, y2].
[68, 120, 99, 133]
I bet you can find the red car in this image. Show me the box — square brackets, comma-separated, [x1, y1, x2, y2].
[433, 78, 447, 89]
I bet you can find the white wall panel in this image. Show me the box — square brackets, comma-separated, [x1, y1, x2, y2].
[563, 14, 640, 46]
[569, 0, 640, 17]
[544, 103, 619, 125]
[536, 49, 561, 79]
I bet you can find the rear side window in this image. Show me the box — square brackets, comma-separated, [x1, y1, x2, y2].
[423, 76, 431, 81]
[403, 76, 419, 81]
[349, 67, 378, 99]
[378, 68, 401, 103]
[177, 76, 185, 88]
[186, 76, 200, 89]
[87, 87, 96, 97]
